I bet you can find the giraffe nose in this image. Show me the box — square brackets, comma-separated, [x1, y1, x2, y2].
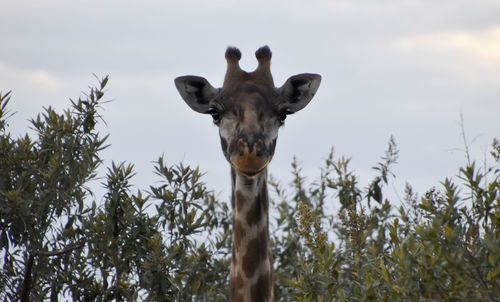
[230, 138, 270, 177]
[237, 138, 264, 156]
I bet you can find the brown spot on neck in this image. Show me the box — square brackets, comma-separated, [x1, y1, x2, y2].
[251, 271, 272, 302]
[246, 183, 269, 226]
[233, 220, 245, 250]
[232, 293, 244, 302]
[242, 228, 269, 278]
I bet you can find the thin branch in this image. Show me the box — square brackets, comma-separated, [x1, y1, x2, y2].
[31, 242, 84, 257]
[18, 253, 34, 302]
[459, 110, 472, 166]
[19, 243, 85, 301]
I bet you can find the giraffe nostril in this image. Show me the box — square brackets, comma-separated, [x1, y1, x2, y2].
[255, 140, 264, 156]
[237, 139, 246, 156]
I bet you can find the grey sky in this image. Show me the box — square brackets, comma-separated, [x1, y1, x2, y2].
[1, 0, 499, 202]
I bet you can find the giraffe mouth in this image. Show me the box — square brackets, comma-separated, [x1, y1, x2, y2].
[230, 154, 271, 178]
[233, 163, 269, 178]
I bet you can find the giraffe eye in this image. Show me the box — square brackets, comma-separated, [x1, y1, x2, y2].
[207, 108, 221, 123]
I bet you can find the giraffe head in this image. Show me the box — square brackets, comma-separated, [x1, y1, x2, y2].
[175, 46, 321, 178]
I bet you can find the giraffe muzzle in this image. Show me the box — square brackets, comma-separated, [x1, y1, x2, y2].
[230, 138, 271, 177]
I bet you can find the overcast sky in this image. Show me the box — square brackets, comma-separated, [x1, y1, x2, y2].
[1, 0, 499, 204]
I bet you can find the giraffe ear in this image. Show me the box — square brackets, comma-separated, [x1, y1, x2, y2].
[279, 73, 321, 113]
[175, 75, 219, 113]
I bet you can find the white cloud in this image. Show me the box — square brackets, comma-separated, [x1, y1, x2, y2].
[395, 26, 500, 65]
[31, 70, 64, 91]
[0, 61, 64, 92]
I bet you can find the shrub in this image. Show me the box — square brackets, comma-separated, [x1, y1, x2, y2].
[274, 139, 500, 301]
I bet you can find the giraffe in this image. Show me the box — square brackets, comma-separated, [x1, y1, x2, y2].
[174, 46, 321, 302]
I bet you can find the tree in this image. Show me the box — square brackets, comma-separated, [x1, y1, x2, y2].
[0, 78, 231, 301]
[0, 80, 108, 301]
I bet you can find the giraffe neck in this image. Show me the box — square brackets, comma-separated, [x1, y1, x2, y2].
[230, 167, 273, 302]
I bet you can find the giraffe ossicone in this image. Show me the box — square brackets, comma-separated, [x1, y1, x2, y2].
[175, 46, 321, 302]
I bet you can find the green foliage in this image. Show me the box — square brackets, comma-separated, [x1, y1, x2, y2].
[272, 138, 500, 301]
[0, 80, 108, 301]
[1, 80, 499, 301]
[0, 79, 231, 301]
